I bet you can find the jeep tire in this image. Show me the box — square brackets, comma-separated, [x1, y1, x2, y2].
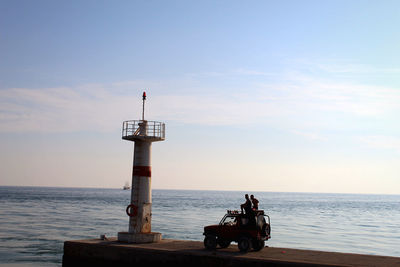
[217, 237, 231, 248]
[253, 239, 265, 251]
[238, 236, 252, 252]
[204, 234, 217, 250]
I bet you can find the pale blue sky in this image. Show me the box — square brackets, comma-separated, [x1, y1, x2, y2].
[1, 1, 399, 193]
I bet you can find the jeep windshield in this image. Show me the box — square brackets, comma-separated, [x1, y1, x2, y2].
[220, 215, 237, 226]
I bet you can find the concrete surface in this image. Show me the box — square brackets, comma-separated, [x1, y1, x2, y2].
[63, 238, 400, 267]
[117, 231, 162, 243]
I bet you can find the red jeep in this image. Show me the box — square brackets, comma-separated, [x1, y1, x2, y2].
[203, 210, 271, 252]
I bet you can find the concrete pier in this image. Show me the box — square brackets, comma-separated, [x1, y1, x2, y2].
[63, 238, 400, 267]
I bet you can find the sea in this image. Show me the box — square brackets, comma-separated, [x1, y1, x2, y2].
[0, 186, 399, 266]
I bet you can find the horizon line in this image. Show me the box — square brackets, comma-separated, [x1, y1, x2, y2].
[1, 184, 399, 196]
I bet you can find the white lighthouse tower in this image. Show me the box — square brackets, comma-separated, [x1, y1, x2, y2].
[118, 92, 165, 243]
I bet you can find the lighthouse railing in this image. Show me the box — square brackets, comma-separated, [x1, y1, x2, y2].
[122, 120, 165, 140]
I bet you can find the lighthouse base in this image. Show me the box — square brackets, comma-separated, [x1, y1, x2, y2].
[117, 232, 162, 243]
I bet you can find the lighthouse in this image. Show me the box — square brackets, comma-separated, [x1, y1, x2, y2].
[118, 92, 165, 243]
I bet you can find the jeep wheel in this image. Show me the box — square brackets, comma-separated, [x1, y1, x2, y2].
[253, 240, 265, 251]
[204, 234, 217, 250]
[238, 236, 252, 252]
[217, 238, 231, 248]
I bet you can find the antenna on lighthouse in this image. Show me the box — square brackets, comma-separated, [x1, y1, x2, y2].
[142, 91, 146, 121]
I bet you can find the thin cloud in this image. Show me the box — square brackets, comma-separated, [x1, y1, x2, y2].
[360, 135, 400, 153]
[1, 64, 400, 133]
[273, 72, 400, 117]
[0, 85, 135, 132]
[234, 68, 275, 76]
[317, 63, 400, 75]
[291, 130, 328, 141]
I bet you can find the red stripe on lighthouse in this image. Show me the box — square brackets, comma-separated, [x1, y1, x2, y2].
[133, 166, 151, 177]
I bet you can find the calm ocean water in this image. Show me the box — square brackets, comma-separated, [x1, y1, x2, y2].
[0, 186, 399, 266]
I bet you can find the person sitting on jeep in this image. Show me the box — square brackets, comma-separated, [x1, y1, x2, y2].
[240, 194, 252, 214]
[250, 194, 259, 210]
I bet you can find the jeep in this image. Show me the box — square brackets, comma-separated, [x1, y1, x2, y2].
[203, 210, 271, 252]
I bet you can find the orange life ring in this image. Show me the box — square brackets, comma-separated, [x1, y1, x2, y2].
[126, 204, 138, 217]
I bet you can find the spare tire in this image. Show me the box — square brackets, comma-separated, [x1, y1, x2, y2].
[265, 223, 271, 236]
[256, 215, 266, 232]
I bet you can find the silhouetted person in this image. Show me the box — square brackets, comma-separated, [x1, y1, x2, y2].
[240, 194, 252, 214]
[250, 194, 259, 210]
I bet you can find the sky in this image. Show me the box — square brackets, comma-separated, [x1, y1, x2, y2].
[1, 0, 399, 194]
